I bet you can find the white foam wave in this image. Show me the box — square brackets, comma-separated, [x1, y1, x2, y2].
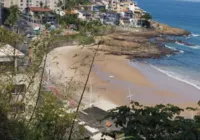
[186, 36, 190, 39]
[179, 50, 184, 53]
[150, 65, 200, 90]
[175, 41, 185, 46]
[165, 45, 177, 50]
[191, 33, 200, 37]
[188, 45, 200, 49]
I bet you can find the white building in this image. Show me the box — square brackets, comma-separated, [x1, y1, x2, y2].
[2, 0, 62, 11]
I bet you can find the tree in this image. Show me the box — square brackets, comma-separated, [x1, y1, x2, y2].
[141, 13, 152, 20]
[57, 0, 63, 8]
[0, 28, 88, 140]
[5, 5, 20, 27]
[105, 101, 200, 140]
[45, 23, 51, 30]
[39, 1, 44, 8]
[62, 0, 91, 10]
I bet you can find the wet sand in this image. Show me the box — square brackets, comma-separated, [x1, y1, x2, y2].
[92, 54, 200, 107]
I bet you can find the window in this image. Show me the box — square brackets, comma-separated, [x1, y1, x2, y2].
[21, 0, 23, 2]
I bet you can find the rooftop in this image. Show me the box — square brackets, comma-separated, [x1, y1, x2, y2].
[28, 7, 51, 12]
[0, 44, 25, 57]
[78, 106, 120, 135]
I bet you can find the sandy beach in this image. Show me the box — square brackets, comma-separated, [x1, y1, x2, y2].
[46, 45, 200, 117]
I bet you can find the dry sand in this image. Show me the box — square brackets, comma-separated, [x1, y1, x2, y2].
[46, 45, 199, 117]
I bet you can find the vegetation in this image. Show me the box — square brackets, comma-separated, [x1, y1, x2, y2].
[1, 2, 197, 140]
[0, 28, 90, 140]
[105, 101, 200, 140]
[141, 13, 152, 20]
[39, 1, 44, 8]
[45, 23, 51, 30]
[58, 14, 79, 27]
[5, 5, 20, 27]
[59, 0, 91, 10]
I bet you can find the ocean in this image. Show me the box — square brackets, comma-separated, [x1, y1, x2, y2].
[135, 0, 200, 90]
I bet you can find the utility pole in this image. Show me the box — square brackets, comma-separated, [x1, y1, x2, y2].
[89, 78, 93, 107]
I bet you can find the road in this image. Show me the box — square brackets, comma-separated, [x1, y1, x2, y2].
[16, 17, 45, 35]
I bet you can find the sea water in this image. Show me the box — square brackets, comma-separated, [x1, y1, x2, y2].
[136, 0, 200, 90]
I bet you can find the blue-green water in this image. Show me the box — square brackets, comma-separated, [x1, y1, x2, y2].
[136, 0, 200, 90]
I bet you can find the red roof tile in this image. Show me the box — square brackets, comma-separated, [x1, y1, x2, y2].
[28, 7, 51, 12]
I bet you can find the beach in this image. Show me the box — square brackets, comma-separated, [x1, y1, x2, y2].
[46, 45, 200, 118]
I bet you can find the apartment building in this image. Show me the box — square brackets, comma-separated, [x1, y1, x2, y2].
[2, 0, 62, 11]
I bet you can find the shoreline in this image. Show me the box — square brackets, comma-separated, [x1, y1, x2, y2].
[46, 45, 199, 118]
[92, 53, 200, 107]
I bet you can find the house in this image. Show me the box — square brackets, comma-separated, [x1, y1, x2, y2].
[0, 44, 25, 72]
[25, 7, 56, 23]
[102, 12, 120, 25]
[55, 8, 65, 16]
[78, 106, 120, 139]
[134, 6, 144, 19]
[124, 10, 133, 18]
[91, 0, 106, 12]
[77, 10, 92, 20]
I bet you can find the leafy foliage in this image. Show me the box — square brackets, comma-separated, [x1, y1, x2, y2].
[58, 14, 79, 27]
[0, 27, 23, 45]
[27, 92, 75, 140]
[106, 101, 200, 140]
[0, 28, 89, 140]
[5, 5, 20, 27]
[39, 1, 44, 7]
[59, 0, 91, 10]
[141, 13, 152, 20]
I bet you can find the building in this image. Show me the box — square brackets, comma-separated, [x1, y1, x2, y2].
[25, 7, 55, 23]
[77, 10, 91, 20]
[102, 12, 120, 25]
[78, 106, 120, 139]
[2, 0, 62, 11]
[91, 0, 106, 12]
[0, 44, 25, 72]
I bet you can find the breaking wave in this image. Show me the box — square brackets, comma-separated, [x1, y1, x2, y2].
[165, 45, 177, 50]
[150, 65, 200, 90]
[175, 41, 185, 46]
[191, 33, 200, 37]
[187, 45, 200, 49]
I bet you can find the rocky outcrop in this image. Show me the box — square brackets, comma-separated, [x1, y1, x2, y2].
[151, 21, 191, 36]
[98, 22, 190, 59]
